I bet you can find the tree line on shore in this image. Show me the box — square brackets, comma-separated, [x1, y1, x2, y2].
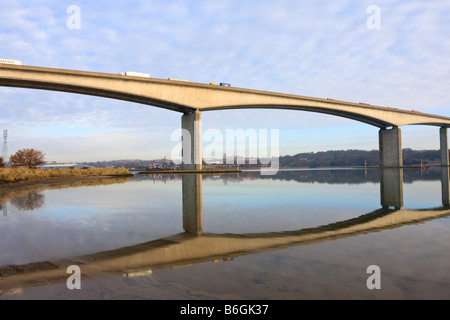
[0, 148, 445, 169]
[277, 148, 442, 168]
[0, 148, 45, 168]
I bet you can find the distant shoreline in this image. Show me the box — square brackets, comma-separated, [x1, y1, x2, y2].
[0, 164, 441, 192]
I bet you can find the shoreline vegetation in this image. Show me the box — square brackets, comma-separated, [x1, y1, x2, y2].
[1, 163, 435, 187]
[0, 153, 443, 190]
[0, 167, 133, 190]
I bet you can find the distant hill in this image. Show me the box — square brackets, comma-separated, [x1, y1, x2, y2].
[80, 148, 444, 169]
[279, 148, 442, 168]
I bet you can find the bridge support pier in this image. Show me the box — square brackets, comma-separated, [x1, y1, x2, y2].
[440, 127, 450, 206]
[181, 110, 202, 170]
[440, 127, 449, 166]
[379, 127, 403, 167]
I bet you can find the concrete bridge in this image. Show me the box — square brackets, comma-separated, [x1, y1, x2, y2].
[1, 64, 450, 168]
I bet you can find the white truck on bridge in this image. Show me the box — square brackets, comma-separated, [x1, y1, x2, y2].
[0, 59, 22, 65]
[118, 71, 150, 78]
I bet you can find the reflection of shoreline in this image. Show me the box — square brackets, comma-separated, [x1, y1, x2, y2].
[0, 175, 131, 204]
[133, 167, 443, 185]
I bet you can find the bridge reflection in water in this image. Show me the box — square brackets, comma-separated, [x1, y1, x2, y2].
[1, 168, 450, 292]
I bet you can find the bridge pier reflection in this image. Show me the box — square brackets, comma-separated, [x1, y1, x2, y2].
[181, 168, 450, 232]
[182, 174, 203, 235]
[441, 166, 450, 207]
[380, 168, 404, 210]
[379, 166, 450, 208]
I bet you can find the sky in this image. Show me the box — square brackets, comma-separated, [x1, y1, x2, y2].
[0, 0, 449, 163]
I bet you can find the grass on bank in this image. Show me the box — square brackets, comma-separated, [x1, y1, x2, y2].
[0, 167, 132, 183]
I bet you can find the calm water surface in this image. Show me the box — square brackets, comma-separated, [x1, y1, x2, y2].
[1, 168, 449, 299]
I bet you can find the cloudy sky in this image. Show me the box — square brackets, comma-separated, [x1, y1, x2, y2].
[1, 0, 449, 163]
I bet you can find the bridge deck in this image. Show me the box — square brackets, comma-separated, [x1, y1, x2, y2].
[1, 64, 450, 128]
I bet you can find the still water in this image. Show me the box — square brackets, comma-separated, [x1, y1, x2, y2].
[0, 168, 449, 300]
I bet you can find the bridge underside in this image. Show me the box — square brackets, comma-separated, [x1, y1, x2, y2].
[202, 104, 393, 127]
[0, 78, 413, 128]
[0, 78, 196, 113]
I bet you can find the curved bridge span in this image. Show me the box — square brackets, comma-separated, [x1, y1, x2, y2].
[1, 64, 450, 168]
[1, 64, 450, 128]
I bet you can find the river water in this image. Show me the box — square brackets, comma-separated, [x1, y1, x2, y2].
[0, 167, 449, 300]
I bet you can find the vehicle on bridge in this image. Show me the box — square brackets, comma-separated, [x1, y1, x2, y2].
[118, 71, 150, 78]
[0, 59, 21, 65]
[209, 82, 231, 86]
[167, 78, 190, 82]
